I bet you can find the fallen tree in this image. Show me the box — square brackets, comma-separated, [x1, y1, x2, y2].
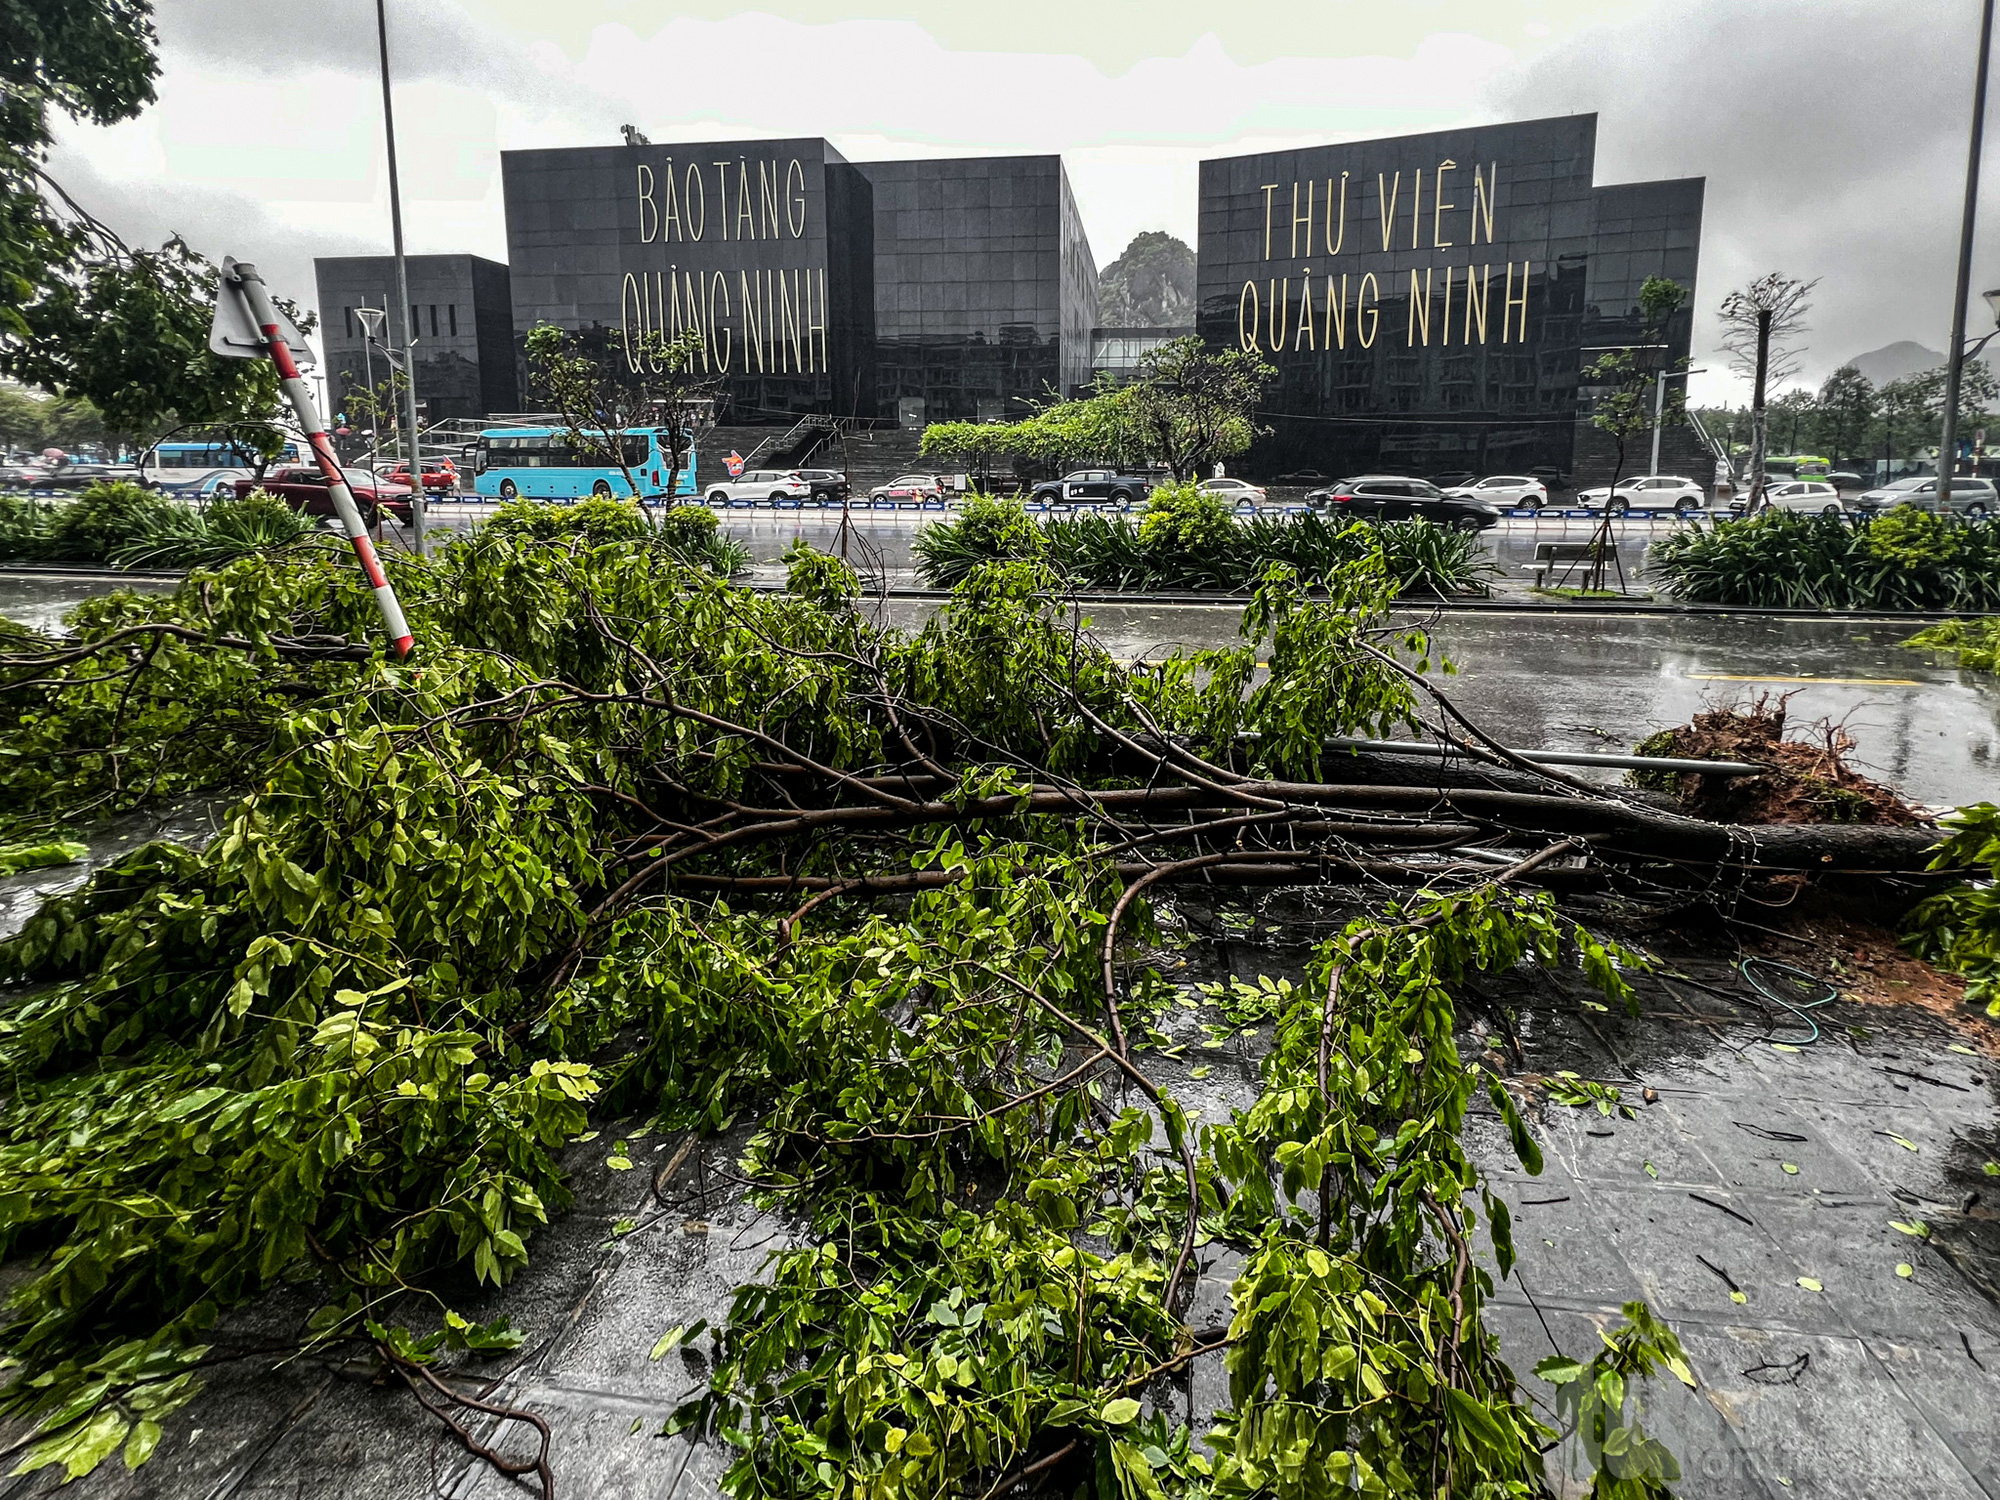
[0, 525, 1912, 1493]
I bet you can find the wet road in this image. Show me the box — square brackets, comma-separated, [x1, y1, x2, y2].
[1033, 603, 2000, 809]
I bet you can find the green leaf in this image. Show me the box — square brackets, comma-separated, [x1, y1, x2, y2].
[1100, 1397, 1142, 1426]
[650, 1326, 687, 1360]
[1797, 1277, 1823, 1292]
[123, 1418, 162, 1470]
[1896, 1263, 1915, 1279]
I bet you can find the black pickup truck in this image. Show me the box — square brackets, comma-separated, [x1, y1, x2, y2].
[1028, 468, 1154, 506]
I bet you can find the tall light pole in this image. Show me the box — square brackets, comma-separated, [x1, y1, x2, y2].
[355, 306, 385, 470]
[1940, 0, 1996, 510]
[374, 0, 428, 555]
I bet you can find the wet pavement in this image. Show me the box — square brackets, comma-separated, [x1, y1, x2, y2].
[4, 888, 1992, 1500]
[4, 523, 2000, 1499]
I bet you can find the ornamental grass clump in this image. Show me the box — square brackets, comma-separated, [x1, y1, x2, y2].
[1649, 505, 2000, 611]
[1, 527, 1697, 1494]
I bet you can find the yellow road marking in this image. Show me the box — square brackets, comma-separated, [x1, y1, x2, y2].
[1686, 673, 1921, 686]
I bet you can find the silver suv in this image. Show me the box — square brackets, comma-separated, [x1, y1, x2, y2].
[1853, 474, 1997, 517]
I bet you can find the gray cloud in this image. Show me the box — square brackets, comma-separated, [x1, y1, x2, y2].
[43, 141, 377, 322]
[1483, 0, 1995, 394]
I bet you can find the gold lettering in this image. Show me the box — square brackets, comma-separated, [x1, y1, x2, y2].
[1268, 279, 1289, 351]
[1377, 172, 1400, 252]
[1327, 171, 1349, 255]
[810, 268, 828, 371]
[736, 158, 757, 240]
[673, 269, 710, 371]
[1290, 180, 1313, 257]
[1262, 183, 1281, 260]
[637, 164, 658, 244]
[1441, 265, 1453, 345]
[1502, 260, 1530, 342]
[741, 271, 764, 370]
[713, 160, 732, 239]
[786, 159, 807, 238]
[1433, 159, 1456, 248]
[661, 161, 683, 242]
[1295, 270, 1316, 350]
[759, 160, 780, 239]
[1465, 264, 1491, 344]
[1407, 267, 1432, 346]
[1325, 274, 1347, 350]
[1239, 280, 1261, 350]
[684, 164, 705, 241]
[1411, 168, 1422, 251]
[709, 271, 731, 372]
[1358, 272, 1379, 348]
[620, 274, 643, 371]
[1471, 163, 1497, 245]
[779, 268, 802, 371]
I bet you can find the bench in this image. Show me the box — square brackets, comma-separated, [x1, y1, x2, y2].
[1526, 540, 1611, 589]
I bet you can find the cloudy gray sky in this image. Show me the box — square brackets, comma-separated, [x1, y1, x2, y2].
[43, 0, 1999, 404]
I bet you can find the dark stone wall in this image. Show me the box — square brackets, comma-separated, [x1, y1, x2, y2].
[859, 155, 1094, 425]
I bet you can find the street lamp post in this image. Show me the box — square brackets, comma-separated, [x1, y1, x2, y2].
[1649, 367, 1706, 479]
[374, 0, 428, 555]
[355, 305, 385, 471]
[1940, 0, 1997, 509]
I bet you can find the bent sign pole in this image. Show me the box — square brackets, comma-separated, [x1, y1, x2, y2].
[213, 258, 414, 659]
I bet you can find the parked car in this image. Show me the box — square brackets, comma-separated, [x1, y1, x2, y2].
[1443, 474, 1549, 510]
[1197, 476, 1268, 505]
[1853, 473, 1998, 517]
[43, 462, 143, 491]
[1428, 470, 1478, 490]
[1305, 475, 1501, 530]
[1028, 469, 1153, 505]
[238, 466, 413, 525]
[795, 468, 850, 504]
[377, 459, 459, 495]
[0, 462, 53, 488]
[1735, 480, 1845, 516]
[1575, 475, 1707, 515]
[1826, 471, 1865, 491]
[866, 473, 945, 505]
[707, 469, 813, 505]
[158, 468, 251, 501]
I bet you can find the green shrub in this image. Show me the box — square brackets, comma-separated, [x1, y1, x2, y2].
[39, 481, 177, 564]
[915, 502, 1494, 597]
[1905, 614, 2000, 671]
[1903, 802, 2000, 1015]
[1650, 505, 2000, 611]
[0, 493, 56, 562]
[110, 490, 316, 568]
[485, 495, 651, 544]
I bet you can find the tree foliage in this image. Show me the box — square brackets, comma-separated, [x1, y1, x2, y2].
[524, 321, 713, 505]
[0, 510, 1733, 1493]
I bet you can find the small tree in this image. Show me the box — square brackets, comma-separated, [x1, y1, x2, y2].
[1125, 336, 1273, 482]
[1718, 273, 1817, 508]
[524, 322, 713, 506]
[1815, 365, 1877, 466]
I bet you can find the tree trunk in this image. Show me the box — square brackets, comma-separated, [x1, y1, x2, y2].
[1749, 309, 1773, 510]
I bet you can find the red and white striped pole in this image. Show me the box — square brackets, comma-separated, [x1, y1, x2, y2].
[222, 259, 414, 659]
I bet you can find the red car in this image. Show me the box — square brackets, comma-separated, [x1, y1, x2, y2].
[378, 459, 458, 494]
[237, 466, 414, 525]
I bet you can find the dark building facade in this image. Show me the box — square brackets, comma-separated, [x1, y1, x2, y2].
[495, 139, 1095, 427]
[502, 138, 875, 422]
[314, 254, 517, 424]
[1196, 115, 1703, 484]
[859, 156, 1096, 425]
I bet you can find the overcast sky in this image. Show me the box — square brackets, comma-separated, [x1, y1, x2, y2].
[42, 0, 2000, 405]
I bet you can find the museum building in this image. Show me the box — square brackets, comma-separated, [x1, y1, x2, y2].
[314, 114, 1703, 484]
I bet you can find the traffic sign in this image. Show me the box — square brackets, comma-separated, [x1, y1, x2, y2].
[209, 269, 314, 367]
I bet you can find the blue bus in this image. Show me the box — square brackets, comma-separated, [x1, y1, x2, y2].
[471, 426, 699, 502]
[141, 439, 302, 492]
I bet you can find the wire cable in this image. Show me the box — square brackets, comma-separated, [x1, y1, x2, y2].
[1736, 955, 1840, 1047]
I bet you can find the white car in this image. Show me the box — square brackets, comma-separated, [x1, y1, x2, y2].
[1198, 477, 1268, 505]
[1737, 480, 1845, 516]
[1443, 474, 1549, 510]
[1576, 475, 1707, 515]
[1853, 473, 1998, 518]
[705, 469, 812, 506]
